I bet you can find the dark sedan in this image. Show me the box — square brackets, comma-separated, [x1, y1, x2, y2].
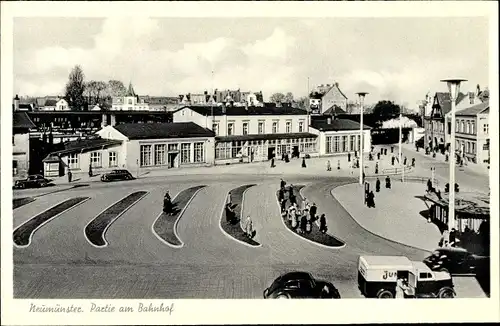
[100, 169, 135, 182]
[423, 247, 489, 276]
[13, 174, 52, 189]
[263, 271, 341, 299]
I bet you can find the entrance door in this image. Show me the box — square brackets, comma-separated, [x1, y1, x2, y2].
[168, 153, 178, 168]
[268, 147, 275, 160]
[293, 146, 299, 158]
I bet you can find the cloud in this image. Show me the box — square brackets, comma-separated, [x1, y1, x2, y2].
[242, 28, 295, 59]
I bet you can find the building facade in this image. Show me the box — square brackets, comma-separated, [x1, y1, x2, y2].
[309, 82, 348, 115]
[13, 112, 36, 178]
[173, 104, 318, 163]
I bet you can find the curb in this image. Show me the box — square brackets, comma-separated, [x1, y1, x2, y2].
[330, 182, 433, 254]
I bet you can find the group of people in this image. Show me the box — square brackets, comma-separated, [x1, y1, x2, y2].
[278, 179, 328, 235]
[224, 192, 256, 238]
[364, 176, 392, 208]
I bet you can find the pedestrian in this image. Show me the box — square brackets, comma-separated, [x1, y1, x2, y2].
[337, 160, 341, 170]
[404, 156, 407, 166]
[278, 188, 284, 202]
[280, 178, 286, 189]
[319, 214, 328, 233]
[163, 193, 172, 215]
[285, 154, 290, 163]
[271, 157, 275, 168]
[385, 176, 391, 189]
[449, 228, 458, 247]
[88, 164, 93, 177]
[291, 208, 298, 229]
[367, 191, 375, 208]
[227, 191, 232, 205]
[391, 156, 395, 166]
[375, 162, 379, 174]
[384, 148, 387, 155]
[300, 214, 307, 234]
[369, 153, 373, 161]
[225, 203, 233, 223]
[411, 158, 415, 167]
[280, 198, 287, 214]
[348, 152, 351, 162]
[289, 184, 294, 198]
[376, 178, 381, 192]
[326, 160, 331, 171]
[391, 146, 394, 153]
[427, 179, 433, 193]
[354, 150, 358, 158]
[310, 202, 317, 221]
[356, 159, 360, 168]
[67, 170, 72, 183]
[395, 276, 408, 299]
[302, 157, 307, 168]
[363, 172, 366, 183]
[245, 215, 254, 238]
[377, 152, 380, 160]
[442, 227, 450, 247]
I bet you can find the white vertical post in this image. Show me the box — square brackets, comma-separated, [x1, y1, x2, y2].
[399, 113, 403, 182]
[431, 167, 435, 186]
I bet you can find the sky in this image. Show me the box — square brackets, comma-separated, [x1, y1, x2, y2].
[13, 17, 489, 110]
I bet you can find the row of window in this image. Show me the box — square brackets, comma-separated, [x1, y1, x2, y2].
[456, 140, 476, 155]
[140, 143, 205, 167]
[214, 138, 317, 160]
[212, 120, 305, 136]
[325, 135, 360, 154]
[67, 151, 118, 169]
[456, 119, 476, 135]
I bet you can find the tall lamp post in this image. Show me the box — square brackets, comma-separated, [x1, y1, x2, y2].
[399, 109, 403, 181]
[356, 92, 368, 185]
[440, 78, 466, 232]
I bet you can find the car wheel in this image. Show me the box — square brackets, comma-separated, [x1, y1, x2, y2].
[376, 289, 394, 299]
[437, 287, 455, 299]
[275, 294, 290, 299]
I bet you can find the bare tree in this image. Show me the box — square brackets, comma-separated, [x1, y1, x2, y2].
[64, 65, 86, 110]
[284, 92, 294, 103]
[270, 92, 286, 104]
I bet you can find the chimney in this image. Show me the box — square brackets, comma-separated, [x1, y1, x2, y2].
[469, 92, 475, 104]
[204, 90, 208, 95]
[13, 94, 20, 111]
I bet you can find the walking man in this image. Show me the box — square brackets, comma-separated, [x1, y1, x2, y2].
[319, 214, 328, 234]
[310, 202, 317, 221]
[403, 156, 407, 166]
[280, 178, 286, 189]
[348, 152, 351, 162]
[376, 178, 381, 192]
[385, 176, 391, 189]
[411, 158, 415, 167]
[391, 156, 395, 166]
[302, 157, 307, 168]
[271, 157, 275, 168]
[326, 160, 331, 171]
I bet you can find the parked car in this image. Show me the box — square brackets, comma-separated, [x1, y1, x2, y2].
[100, 169, 135, 182]
[423, 247, 489, 276]
[263, 271, 341, 299]
[13, 174, 52, 189]
[358, 255, 455, 298]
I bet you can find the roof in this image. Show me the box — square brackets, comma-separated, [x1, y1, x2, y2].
[114, 122, 215, 140]
[42, 154, 61, 163]
[360, 256, 412, 269]
[456, 101, 489, 116]
[13, 112, 36, 129]
[216, 132, 317, 142]
[278, 272, 312, 282]
[323, 105, 346, 115]
[310, 117, 372, 131]
[424, 191, 490, 217]
[49, 138, 123, 156]
[433, 92, 467, 116]
[177, 105, 308, 116]
[44, 99, 58, 107]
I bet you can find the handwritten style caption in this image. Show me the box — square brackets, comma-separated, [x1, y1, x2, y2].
[29, 302, 174, 315]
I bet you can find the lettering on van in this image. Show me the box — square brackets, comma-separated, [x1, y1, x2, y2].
[382, 271, 397, 280]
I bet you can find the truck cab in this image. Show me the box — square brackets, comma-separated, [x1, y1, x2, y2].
[358, 256, 455, 299]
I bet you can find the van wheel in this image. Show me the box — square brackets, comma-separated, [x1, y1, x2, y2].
[437, 287, 455, 298]
[376, 289, 394, 298]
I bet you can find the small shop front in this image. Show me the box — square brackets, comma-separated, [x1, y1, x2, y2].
[214, 133, 318, 164]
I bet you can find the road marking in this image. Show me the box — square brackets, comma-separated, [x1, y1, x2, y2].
[151, 186, 206, 248]
[275, 185, 346, 250]
[84, 191, 149, 248]
[13, 197, 90, 248]
[218, 185, 262, 248]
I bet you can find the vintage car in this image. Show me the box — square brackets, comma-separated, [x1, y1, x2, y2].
[13, 174, 52, 189]
[358, 255, 455, 299]
[100, 169, 135, 182]
[263, 271, 341, 299]
[423, 247, 489, 276]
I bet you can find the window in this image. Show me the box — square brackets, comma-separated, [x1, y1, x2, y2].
[350, 135, 356, 151]
[168, 143, 178, 152]
[231, 141, 243, 158]
[342, 135, 348, 152]
[286, 121, 292, 133]
[467, 142, 471, 153]
[419, 273, 429, 279]
[258, 121, 264, 134]
[471, 121, 475, 134]
[12, 136, 15, 145]
[154, 144, 166, 165]
[326, 136, 332, 154]
[272, 121, 278, 133]
[333, 136, 340, 153]
[455, 120, 460, 132]
[227, 123, 234, 136]
[140, 145, 152, 167]
[212, 123, 219, 136]
[242, 122, 249, 135]
[181, 143, 191, 163]
[128, 99, 132, 105]
[68, 153, 79, 169]
[299, 121, 304, 132]
[460, 120, 465, 133]
[285, 280, 300, 289]
[466, 122, 470, 134]
[194, 142, 204, 163]
[90, 152, 102, 168]
[108, 151, 118, 167]
[215, 142, 231, 159]
[471, 142, 475, 154]
[483, 124, 489, 134]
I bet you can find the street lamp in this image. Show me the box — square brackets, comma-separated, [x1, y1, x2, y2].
[399, 108, 404, 182]
[440, 78, 467, 232]
[356, 92, 368, 185]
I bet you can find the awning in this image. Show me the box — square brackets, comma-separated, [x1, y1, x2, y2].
[423, 192, 490, 218]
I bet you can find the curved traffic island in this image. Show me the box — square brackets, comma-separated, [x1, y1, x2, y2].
[13, 197, 36, 209]
[277, 185, 345, 248]
[220, 184, 261, 247]
[152, 185, 206, 248]
[85, 191, 149, 247]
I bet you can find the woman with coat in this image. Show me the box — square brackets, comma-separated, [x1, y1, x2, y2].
[319, 214, 328, 234]
[300, 214, 308, 234]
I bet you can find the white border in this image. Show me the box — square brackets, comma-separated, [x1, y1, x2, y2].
[13, 197, 91, 249]
[275, 184, 346, 250]
[151, 186, 206, 249]
[83, 191, 149, 248]
[217, 185, 263, 249]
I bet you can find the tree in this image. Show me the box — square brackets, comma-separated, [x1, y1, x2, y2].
[64, 65, 86, 110]
[294, 96, 308, 110]
[270, 92, 286, 104]
[108, 80, 127, 97]
[284, 92, 294, 103]
[372, 100, 400, 119]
